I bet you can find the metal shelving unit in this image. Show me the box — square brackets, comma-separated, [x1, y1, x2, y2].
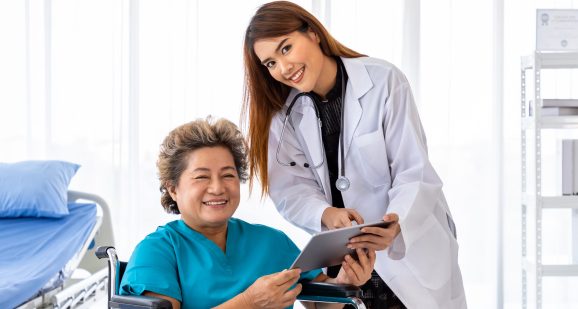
[521, 51, 578, 309]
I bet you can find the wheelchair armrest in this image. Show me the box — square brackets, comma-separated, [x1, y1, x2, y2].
[299, 280, 362, 298]
[110, 295, 172, 309]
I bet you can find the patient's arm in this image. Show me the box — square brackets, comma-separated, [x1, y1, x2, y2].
[145, 288, 255, 309]
[143, 291, 180, 309]
[143, 287, 265, 309]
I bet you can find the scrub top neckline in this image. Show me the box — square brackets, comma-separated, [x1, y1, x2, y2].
[175, 219, 239, 264]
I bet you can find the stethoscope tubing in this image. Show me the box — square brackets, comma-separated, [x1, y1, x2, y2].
[275, 92, 325, 169]
[275, 62, 350, 191]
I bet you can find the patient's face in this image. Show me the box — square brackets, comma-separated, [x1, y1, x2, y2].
[169, 145, 240, 230]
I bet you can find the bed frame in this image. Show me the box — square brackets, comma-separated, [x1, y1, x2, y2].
[16, 191, 115, 309]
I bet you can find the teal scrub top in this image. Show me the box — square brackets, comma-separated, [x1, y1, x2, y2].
[120, 218, 321, 309]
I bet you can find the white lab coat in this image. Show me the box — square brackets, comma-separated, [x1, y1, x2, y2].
[267, 57, 467, 308]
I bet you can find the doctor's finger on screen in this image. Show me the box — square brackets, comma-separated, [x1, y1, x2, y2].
[321, 207, 364, 229]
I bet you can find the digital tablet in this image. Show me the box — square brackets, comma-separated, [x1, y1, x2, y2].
[290, 220, 391, 272]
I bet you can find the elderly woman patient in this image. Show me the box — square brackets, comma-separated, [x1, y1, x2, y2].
[119, 117, 376, 309]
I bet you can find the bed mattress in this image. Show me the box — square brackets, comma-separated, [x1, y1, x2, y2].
[0, 202, 97, 308]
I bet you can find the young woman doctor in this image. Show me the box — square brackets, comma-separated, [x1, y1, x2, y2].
[242, 1, 466, 308]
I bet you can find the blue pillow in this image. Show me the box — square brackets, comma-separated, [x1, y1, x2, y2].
[0, 160, 80, 218]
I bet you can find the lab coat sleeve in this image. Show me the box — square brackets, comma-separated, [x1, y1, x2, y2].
[268, 114, 331, 235]
[382, 73, 449, 262]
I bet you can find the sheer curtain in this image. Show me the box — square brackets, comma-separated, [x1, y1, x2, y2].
[2, 0, 578, 308]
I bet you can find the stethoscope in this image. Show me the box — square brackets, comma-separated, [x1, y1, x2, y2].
[275, 63, 350, 192]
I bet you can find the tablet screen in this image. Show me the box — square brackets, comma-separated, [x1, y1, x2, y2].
[290, 220, 391, 272]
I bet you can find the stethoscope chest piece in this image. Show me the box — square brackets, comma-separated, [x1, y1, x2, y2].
[336, 176, 350, 192]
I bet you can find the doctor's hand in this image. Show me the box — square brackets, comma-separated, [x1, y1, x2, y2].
[328, 248, 376, 286]
[348, 213, 401, 251]
[241, 269, 302, 309]
[321, 207, 364, 229]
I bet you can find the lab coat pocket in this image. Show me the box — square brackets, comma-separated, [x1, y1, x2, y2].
[402, 215, 451, 290]
[353, 130, 389, 187]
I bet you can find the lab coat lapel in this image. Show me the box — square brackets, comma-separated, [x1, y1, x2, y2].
[291, 95, 332, 201]
[342, 86, 362, 160]
[341, 57, 373, 159]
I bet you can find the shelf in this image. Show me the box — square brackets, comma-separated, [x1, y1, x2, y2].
[522, 52, 578, 70]
[543, 99, 578, 108]
[522, 194, 578, 209]
[521, 50, 578, 307]
[543, 196, 578, 209]
[523, 259, 578, 276]
[543, 265, 578, 276]
[522, 115, 578, 129]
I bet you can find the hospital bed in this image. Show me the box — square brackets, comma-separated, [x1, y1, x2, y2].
[0, 191, 114, 309]
[96, 246, 366, 309]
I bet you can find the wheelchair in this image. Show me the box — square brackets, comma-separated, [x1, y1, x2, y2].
[96, 246, 366, 309]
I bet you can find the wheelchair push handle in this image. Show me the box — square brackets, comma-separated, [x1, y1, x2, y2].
[96, 246, 116, 259]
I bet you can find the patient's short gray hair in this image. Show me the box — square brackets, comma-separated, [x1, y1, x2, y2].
[157, 116, 248, 214]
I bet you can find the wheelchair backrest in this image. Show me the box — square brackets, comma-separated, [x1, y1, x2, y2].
[116, 261, 128, 294]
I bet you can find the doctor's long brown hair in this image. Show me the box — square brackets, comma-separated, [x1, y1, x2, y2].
[242, 1, 364, 196]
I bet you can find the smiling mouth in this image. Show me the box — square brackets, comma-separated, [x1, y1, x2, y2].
[203, 200, 227, 206]
[289, 67, 305, 83]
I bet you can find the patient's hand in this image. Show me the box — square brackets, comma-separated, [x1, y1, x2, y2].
[242, 268, 302, 309]
[330, 248, 376, 286]
[321, 207, 364, 229]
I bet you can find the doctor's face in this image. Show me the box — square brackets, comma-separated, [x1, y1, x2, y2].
[168, 146, 240, 230]
[253, 30, 334, 94]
